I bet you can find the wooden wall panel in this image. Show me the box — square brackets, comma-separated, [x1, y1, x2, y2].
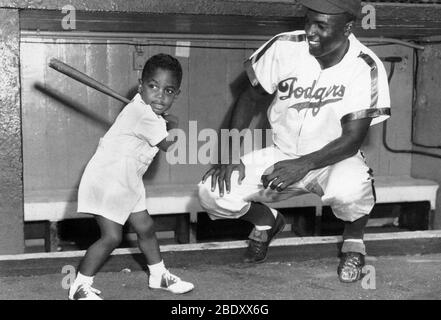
[45, 42, 69, 190]
[413, 44, 441, 146]
[84, 42, 112, 148]
[21, 36, 415, 202]
[64, 43, 89, 190]
[411, 42, 441, 229]
[184, 41, 231, 183]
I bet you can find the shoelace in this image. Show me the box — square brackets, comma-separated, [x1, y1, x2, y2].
[90, 287, 102, 295]
[163, 271, 181, 286]
[249, 240, 266, 255]
[342, 254, 362, 269]
[81, 284, 101, 296]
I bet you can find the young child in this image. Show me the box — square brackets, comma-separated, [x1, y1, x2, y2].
[68, 53, 194, 300]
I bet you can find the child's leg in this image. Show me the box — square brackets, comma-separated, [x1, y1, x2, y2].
[127, 210, 161, 265]
[78, 216, 124, 276]
[128, 210, 194, 294]
[69, 215, 123, 299]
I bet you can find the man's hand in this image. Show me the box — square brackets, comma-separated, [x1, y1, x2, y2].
[261, 118, 373, 192]
[201, 161, 245, 197]
[199, 81, 270, 197]
[261, 158, 313, 192]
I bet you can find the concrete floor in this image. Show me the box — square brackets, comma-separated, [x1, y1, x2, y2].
[1, 253, 441, 300]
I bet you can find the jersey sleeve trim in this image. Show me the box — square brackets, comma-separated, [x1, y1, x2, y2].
[253, 33, 306, 65]
[341, 107, 391, 124]
[244, 58, 260, 88]
[358, 52, 379, 109]
[244, 33, 306, 90]
[341, 51, 391, 125]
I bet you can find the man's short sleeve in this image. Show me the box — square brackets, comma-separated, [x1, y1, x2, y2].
[135, 107, 168, 147]
[337, 53, 391, 126]
[244, 36, 282, 94]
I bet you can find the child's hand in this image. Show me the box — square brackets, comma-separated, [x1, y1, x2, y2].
[163, 113, 179, 129]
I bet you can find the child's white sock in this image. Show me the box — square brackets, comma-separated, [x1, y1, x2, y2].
[72, 272, 94, 289]
[148, 260, 167, 278]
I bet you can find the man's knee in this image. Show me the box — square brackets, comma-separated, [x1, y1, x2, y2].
[330, 185, 372, 205]
[198, 179, 250, 219]
[324, 162, 374, 207]
[324, 178, 375, 222]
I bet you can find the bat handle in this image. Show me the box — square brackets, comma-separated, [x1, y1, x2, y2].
[49, 58, 131, 105]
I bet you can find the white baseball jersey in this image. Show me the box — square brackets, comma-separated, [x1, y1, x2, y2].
[245, 30, 391, 157]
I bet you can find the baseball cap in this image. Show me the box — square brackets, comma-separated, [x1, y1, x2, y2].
[299, 0, 361, 17]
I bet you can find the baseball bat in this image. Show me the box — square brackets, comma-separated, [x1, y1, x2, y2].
[48, 58, 131, 104]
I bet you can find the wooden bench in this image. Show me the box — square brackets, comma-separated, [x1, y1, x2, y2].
[24, 175, 439, 251]
[24, 185, 200, 251]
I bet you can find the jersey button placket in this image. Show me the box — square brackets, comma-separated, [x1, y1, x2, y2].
[296, 69, 322, 152]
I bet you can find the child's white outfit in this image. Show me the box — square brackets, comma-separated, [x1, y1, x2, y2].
[71, 94, 194, 299]
[77, 93, 168, 224]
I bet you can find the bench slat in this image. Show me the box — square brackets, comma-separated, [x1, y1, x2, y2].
[374, 176, 439, 210]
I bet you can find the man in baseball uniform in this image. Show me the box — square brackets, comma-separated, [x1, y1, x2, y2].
[199, 0, 390, 283]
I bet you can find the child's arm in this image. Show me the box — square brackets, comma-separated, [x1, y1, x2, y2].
[157, 113, 179, 152]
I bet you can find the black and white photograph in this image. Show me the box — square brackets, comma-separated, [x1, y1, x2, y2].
[1, 0, 441, 308]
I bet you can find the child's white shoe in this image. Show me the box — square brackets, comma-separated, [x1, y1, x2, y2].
[149, 270, 194, 294]
[69, 283, 103, 300]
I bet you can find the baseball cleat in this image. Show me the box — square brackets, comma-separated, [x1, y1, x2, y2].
[337, 252, 365, 283]
[243, 212, 286, 263]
